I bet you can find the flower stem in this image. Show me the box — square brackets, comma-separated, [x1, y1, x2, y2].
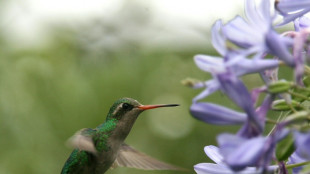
[288, 91, 309, 100]
[293, 85, 310, 93]
[286, 161, 310, 170]
[266, 119, 278, 124]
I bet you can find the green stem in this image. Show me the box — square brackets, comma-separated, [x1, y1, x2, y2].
[288, 91, 309, 100]
[266, 119, 278, 124]
[286, 161, 310, 170]
[289, 104, 298, 113]
[294, 85, 310, 93]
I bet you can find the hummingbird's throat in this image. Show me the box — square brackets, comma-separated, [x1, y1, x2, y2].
[138, 104, 179, 110]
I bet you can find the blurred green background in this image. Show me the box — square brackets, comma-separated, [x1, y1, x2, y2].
[0, 1, 255, 174]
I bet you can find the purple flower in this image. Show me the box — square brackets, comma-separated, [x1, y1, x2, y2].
[276, 0, 310, 25]
[190, 102, 247, 125]
[217, 134, 269, 171]
[192, 9, 280, 101]
[191, 88, 274, 138]
[222, 0, 272, 49]
[194, 145, 277, 174]
[194, 20, 280, 79]
[293, 131, 310, 160]
[193, 53, 278, 101]
[216, 130, 288, 172]
[192, 60, 276, 136]
[222, 0, 294, 66]
[190, 0, 310, 173]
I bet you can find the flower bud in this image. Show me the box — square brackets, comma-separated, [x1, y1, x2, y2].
[284, 111, 309, 124]
[272, 99, 300, 111]
[268, 80, 292, 94]
[181, 78, 204, 88]
[303, 76, 310, 87]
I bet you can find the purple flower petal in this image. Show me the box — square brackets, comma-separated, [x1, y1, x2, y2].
[204, 145, 224, 165]
[277, 0, 310, 12]
[193, 79, 220, 102]
[211, 20, 226, 56]
[251, 86, 268, 104]
[194, 55, 225, 73]
[225, 137, 266, 171]
[237, 121, 262, 138]
[231, 58, 279, 76]
[194, 163, 271, 174]
[255, 95, 274, 121]
[245, 0, 271, 28]
[195, 53, 279, 78]
[190, 102, 247, 125]
[222, 0, 272, 51]
[217, 133, 246, 156]
[216, 72, 263, 135]
[217, 72, 252, 111]
[238, 94, 274, 138]
[217, 134, 270, 171]
[221, 0, 294, 68]
[288, 152, 308, 174]
[277, 0, 310, 25]
[265, 30, 295, 66]
[195, 145, 278, 174]
[294, 16, 310, 31]
[195, 143, 279, 174]
[294, 131, 310, 160]
[192, 52, 278, 103]
[194, 163, 232, 174]
[223, 16, 260, 48]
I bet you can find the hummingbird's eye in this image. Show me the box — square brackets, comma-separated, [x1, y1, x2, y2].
[122, 103, 133, 110]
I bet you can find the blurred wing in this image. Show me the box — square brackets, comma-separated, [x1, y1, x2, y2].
[112, 144, 186, 171]
[66, 128, 97, 154]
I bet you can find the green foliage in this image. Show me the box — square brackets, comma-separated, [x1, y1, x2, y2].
[0, 26, 224, 174]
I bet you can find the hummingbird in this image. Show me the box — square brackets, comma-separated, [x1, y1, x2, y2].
[61, 97, 182, 174]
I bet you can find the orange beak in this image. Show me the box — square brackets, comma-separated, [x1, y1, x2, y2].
[138, 104, 179, 110]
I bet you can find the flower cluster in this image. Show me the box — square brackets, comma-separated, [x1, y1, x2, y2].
[187, 0, 310, 173]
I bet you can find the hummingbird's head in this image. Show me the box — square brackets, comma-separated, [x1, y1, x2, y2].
[105, 97, 179, 141]
[106, 98, 142, 121]
[106, 97, 179, 121]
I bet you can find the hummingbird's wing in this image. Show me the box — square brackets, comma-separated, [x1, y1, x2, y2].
[112, 144, 186, 171]
[66, 128, 97, 154]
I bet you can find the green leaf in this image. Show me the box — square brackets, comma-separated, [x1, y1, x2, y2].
[276, 133, 295, 161]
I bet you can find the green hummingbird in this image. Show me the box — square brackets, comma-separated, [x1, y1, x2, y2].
[61, 97, 182, 174]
